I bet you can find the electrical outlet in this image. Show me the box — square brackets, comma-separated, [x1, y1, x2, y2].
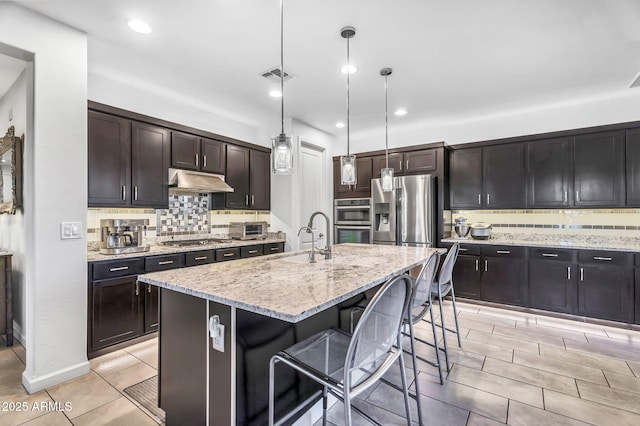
[60, 222, 82, 240]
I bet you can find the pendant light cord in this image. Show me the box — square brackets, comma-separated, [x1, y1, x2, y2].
[385, 74, 389, 169]
[346, 34, 350, 157]
[280, 0, 285, 135]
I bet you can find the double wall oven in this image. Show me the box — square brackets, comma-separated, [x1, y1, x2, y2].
[334, 198, 372, 244]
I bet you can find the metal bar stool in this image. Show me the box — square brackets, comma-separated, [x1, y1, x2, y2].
[428, 242, 462, 372]
[268, 274, 414, 426]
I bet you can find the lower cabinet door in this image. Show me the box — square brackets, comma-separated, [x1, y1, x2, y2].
[480, 257, 527, 306]
[452, 255, 481, 299]
[578, 264, 634, 322]
[529, 260, 577, 314]
[636, 269, 640, 324]
[91, 276, 142, 350]
[144, 283, 159, 334]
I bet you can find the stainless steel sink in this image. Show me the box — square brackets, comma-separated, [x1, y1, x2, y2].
[280, 253, 317, 264]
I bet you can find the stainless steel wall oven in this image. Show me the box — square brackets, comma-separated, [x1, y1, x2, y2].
[334, 198, 372, 244]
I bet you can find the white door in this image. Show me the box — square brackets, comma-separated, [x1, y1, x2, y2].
[298, 142, 326, 251]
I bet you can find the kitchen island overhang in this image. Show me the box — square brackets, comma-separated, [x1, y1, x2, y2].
[138, 243, 444, 425]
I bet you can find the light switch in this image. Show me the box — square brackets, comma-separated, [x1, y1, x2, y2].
[60, 222, 82, 240]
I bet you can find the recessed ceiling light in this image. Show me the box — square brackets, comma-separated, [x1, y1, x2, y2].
[340, 65, 358, 75]
[335, 122, 345, 128]
[127, 19, 153, 34]
[394, 109, 408, 116]
[269, 90, 282, 98]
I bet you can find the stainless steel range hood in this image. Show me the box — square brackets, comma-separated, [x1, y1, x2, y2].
[168, 169, 234, 193]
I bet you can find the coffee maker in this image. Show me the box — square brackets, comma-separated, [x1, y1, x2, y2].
[99, 219, 150, 254]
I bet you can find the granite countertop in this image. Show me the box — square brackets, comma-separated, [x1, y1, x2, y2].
[442, 234, 640, 253]
[87, 237, 286, 262]
[138, 243, 444, 323]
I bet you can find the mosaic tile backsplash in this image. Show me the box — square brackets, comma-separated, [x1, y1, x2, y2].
[157, 193, 210, 235]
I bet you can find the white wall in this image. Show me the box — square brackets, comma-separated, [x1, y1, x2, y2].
[271, 118, 335, 250]
[0, 3, 88, 393]
[0, 67, 27, 338]
[345, 89, 640, 153]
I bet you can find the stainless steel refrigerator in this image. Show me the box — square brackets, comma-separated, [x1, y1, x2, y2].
[372, 174, 436, 247]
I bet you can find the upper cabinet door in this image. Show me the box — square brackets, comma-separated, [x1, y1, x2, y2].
[404, 149, 437, 174]
[249, 150, 270, 210]
[626, 129, 640, 206]
[88, 111, 131, 206]
[201, 139, 226, 174]
[372, 153, 403, 178]
[574, 131, 625, 207]
[483, 143, 526, 209]
[225, 145, 250, 209]
[527, 137, 572, 208]
[171, 131, 200, 171]
[131, 122, 170, 208]
[355, 157, 373, 194]
[450, 148, 482, 209]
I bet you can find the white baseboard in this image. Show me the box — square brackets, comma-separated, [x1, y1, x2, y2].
[22, 360, 90, 394]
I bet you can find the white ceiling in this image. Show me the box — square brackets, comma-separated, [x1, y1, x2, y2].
[10, 0, 640, 137]
[0, 54, 26, 99]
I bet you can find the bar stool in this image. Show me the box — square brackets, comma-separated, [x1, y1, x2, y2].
[268, 274, 414, 426]
[428, 243, 462, 372]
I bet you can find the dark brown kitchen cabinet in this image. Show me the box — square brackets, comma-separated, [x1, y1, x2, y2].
[263, 242, 285, 255]
[216, 247, 240, 262]
[240, 245, 263, 258]
[333, 157, 374, 199]
[635, 266, 640, 324]
[577, 251, 634, 322]
[626, 129, 640, 206]
[404, 149, 437, 174]
[88, 110, 170, 208]
[480, 246, 527, 306]
[527, 137, 573, 208]
[372, 153, 403, 178]
[483, 143, 526, 208]
[573, 131, 625, 207]
[171, 131, 226, 174]
[224, 146, 270, 210]
[90, 276, 143, 351]
[449, 148, 483, 208]
[145, 253, 185, 272]
[144, 283, 159, 334]
[528, 248, 577, 314]
[451, 245, 481, 299]
[185, 250, 216, 266]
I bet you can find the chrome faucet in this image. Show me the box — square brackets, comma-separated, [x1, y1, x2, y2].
[297, 226, 316, 263]
[307, 211, 332, 260]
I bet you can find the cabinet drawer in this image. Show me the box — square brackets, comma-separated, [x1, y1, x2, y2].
[92, 258, 144, 280]
[529, 247, 575, 262]
[578, 250, 633, 267]
[145, 254, 185, 272]
[216, 248, 240, 262]
[185, 250, 215, 266]
[481, 245, 527, 258]
[455, 244, 481, 256]
[240, 245, 263, 258]
[263, 242, 284, 255]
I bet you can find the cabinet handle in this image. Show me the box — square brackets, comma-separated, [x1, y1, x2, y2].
[223, 253, 235, 257]
[406, 159, 409, 170]
[195, 154, 199, 166]
[542, 253, 558, 257]
[593, 256, 612, 261]
[564, 191, 568, 202]
[475, 259, 479, 271]
[158, 260, 174, 265]
[134, 186, 138, 201]
[567, 266, 571, 280]
[270, 247, 279, 251]
[459, 248, 468, 252]
[399, 160, 402, 171]
[251, 195, 255, 206]
[109, 266, 128, 272]
[147, 284, 151, 294]
[245, 195, 249, 206]
[576, 191, 580, 202]
[248, 250, 258, 254]
[484, 260, 488, 272]
[487, 193, 490, 205]
[496, 250, 510, 254]
[122, 186, 126, 201]
[135, 282, 139, 296]
[203, 155, 207, 168]
[580, 267, 584, 281]
[194, 256, 208, 261]
[478, 194, 481, 205]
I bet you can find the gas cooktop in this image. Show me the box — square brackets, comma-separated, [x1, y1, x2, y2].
[159, 238, 232, 247]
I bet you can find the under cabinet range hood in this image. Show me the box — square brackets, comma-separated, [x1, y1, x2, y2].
[168, 168, 234, 193]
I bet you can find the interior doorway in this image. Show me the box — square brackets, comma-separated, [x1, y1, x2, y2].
[297, 140, 328, 251]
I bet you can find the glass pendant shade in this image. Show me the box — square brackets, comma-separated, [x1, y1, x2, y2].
[381, 167, 394, 192]
[340, 155, 357, 185]
[272, 133, 292, 174]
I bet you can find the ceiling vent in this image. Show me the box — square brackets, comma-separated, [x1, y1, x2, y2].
[260, 67, 294, 83]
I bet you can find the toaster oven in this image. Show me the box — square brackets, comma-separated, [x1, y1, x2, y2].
[228, 221, 268, 240]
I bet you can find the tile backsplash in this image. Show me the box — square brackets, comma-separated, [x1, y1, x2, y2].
[445, 209, 640, 238]
[157, 193, 210, 235]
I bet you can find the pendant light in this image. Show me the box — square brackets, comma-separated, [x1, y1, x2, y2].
[380, 67, 394, 192]
[340, 26, 357, 185]
[272, 0, 293, 174]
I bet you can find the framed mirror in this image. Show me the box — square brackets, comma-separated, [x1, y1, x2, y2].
[0, 126, 23, 214]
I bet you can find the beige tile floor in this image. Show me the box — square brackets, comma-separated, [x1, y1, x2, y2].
[1, 301, 640, 425]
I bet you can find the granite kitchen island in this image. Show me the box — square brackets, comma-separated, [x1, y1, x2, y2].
[138, 243, 443, 425]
